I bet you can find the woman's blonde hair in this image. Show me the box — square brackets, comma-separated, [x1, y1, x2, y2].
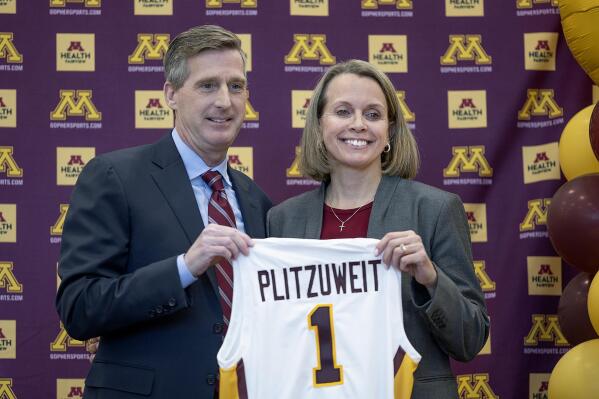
[299, 59, 420, 182]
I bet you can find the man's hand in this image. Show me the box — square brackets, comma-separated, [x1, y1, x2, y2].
[86, 337, 100, 363]
[184, 224, 253, 277]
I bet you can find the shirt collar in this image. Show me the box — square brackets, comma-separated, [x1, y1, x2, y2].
[171, 129, 232, 187]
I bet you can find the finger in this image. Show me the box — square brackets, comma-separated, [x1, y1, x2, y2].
[86, 336, 99, 344]
[389, 245, 404, 269]
[384, 244, 399, 268]
[397, 253, 426, 272]
[382, 237, 408, 265]
[206, 245, 233, 263]
[225, 230, 253, 255]
[391, 240, 421, 267]
[228, 232, 252, 256]
[376, 231, 412, 255]
[218, 235, 244, 260]
[201, 224, 237, 239]
[85, 338, 99, 352]
[202, 226, 252, 249]
[213, 231, 253, 259]
[217, 246, 234, 261]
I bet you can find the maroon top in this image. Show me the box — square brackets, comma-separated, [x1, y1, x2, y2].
[320, 202, 373, 239]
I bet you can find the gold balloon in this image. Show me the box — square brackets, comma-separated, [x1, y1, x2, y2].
[560, 1, 599, 86]
[548, 339, 599, 399]
[559, 105, 599, 180]
[588, 273, 599, 335]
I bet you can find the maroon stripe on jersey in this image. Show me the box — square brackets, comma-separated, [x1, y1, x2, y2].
[394, 346, 406, 375]
[237, 359, 248, 399]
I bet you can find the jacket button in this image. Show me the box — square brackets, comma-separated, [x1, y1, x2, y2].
[168, 297, 176, 307]
[213, 323, 223, 334]
[156, 305, 164, 314]
[206, 374, 216, 385]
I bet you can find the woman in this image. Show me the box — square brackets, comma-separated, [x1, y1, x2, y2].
[267, 60, 489, 398]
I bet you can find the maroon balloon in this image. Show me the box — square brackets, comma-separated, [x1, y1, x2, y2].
[558, 272, 598, 346]
[591, 102, 599, 161]
[547, 174, 599, 274]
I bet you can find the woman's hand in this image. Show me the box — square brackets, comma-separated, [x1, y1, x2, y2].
[376, 231, 437, 289]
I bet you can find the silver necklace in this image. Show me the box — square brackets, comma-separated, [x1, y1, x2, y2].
[328, 204, 366, 232]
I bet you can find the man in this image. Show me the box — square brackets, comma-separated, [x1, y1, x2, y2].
[56, 25, 271, 398]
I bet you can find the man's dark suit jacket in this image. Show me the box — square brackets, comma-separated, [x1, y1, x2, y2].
[56, 134, 272, 398]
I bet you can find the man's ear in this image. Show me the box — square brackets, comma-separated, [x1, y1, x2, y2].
[164, 81, 177, 109]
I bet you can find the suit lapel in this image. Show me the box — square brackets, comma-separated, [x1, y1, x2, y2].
[149, 134, 218, 295]
[229, 167, 262, 238]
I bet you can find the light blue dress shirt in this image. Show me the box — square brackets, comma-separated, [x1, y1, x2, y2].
[171, 130, 246, 288]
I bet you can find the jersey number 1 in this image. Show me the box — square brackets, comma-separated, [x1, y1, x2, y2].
[308, 304, 344, 387]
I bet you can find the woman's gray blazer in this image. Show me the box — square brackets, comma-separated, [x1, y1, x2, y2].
[267, 175, 489, 398]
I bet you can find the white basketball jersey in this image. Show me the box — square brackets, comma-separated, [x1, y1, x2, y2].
[217, 237, 421, 399]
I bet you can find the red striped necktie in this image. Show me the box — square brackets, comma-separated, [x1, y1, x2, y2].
[201, 170, 236, 328]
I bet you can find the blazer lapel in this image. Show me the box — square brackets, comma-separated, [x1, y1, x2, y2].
[367, 175, 401, 238]
[367, 175, 411, 298]
[304, 183, 326, 239]
[150, 134, 218, 294]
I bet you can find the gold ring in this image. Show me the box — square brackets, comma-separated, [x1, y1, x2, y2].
[400, 243, 406, 252]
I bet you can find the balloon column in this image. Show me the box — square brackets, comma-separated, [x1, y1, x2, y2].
[547, 162, 599, 399]
[547, 3, 599, 396]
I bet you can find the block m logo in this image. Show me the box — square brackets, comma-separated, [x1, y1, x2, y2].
[67, 386, 84, 397]
[524, 314, 569, 346]
[456, 374, 499, 399]
[286, 146, 303, 178]
[443, 146, 493, 178]
[0, 33, 23, 63]
[67, 41, 85, 52]
[519, 199, 550, 232]
[284, 34, 336, 65]
[51, 204, 69, 236]
[518, 89, 563, 120]
[536, 40, 550, 51]
[361, 0, 413, 9]
[51, 322, 85, 352]
[396, 91, 415, 122]
[146, 98, 163, 108]
[473, 261, 496, 292]
[50, 90, 102, 121]
[0, 262, 23, 293]
[0, 379, 17, 399]
[440, 35, 492, 65]
[538, 264, 553, 275]
[128, 34, 169, 64]
[0, 147, 23, 178]
[534, 152, 549, 163]
[245, 96, 259, 121]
